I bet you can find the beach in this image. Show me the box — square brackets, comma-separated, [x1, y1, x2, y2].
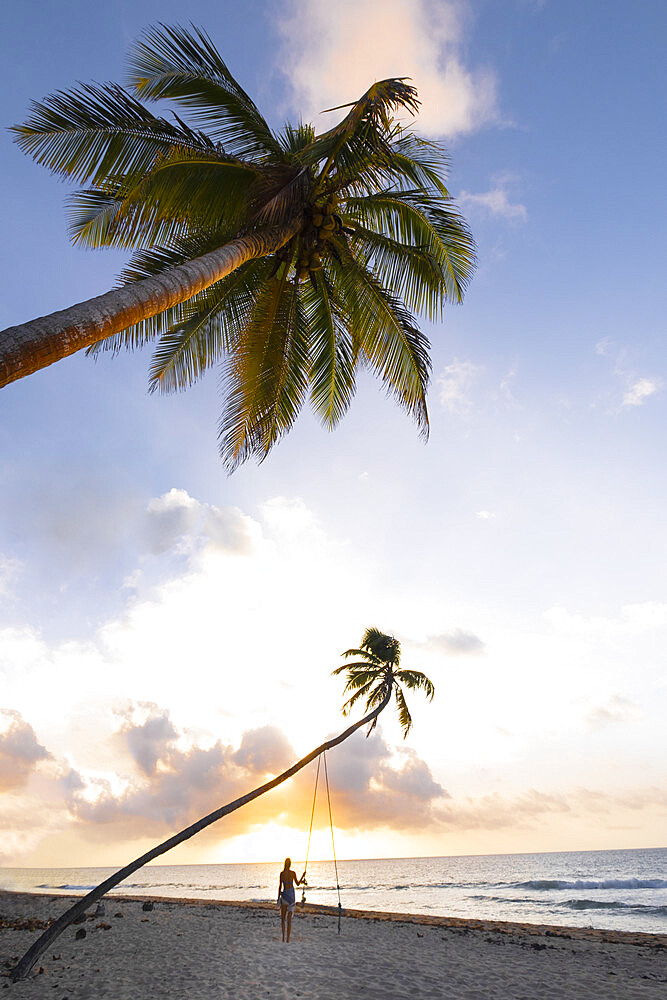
[1, 891, 665, 998]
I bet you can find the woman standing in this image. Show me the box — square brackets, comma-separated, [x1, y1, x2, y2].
[277, 858, 306, 943]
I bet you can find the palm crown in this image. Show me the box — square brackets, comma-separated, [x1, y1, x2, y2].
[13, 24, 475, 469]
[333, 626, 434, 737]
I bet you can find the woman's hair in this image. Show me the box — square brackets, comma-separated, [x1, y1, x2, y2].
[283, 857, 291, 870]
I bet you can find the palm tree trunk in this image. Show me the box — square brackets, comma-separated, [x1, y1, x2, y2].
[10, 689, 391, 981]
[0, 219, 299, 389]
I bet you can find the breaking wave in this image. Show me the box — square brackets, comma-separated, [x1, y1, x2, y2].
[514, 878, 667, 891]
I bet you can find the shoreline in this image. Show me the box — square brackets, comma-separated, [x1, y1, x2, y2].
[2, 888, 665, 948]
[2, 890, 666, 998]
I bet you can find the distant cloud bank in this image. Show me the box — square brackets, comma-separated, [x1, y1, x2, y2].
[2, 702, 664, 866]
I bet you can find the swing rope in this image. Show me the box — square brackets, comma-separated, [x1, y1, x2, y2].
[323, 750, 343, 934]
[302, 751, 343, 934]
[303, 754, 321, 882]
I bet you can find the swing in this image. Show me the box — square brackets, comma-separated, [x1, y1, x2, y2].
[300, 750, 343, 934]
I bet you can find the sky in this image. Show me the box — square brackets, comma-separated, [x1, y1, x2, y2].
[0, 0, 665, 870]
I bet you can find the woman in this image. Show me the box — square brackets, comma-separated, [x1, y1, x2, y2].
[277, 857, 306, 943]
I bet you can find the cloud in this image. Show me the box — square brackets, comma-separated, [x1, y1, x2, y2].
[0, 555, 21, 600]
[596, 344, 662, 411]
[233, 726, 294, 774]
[437, 360, 479, 413]
[458, 184, 527, 222]
[3, 701, 666, 862]
[419, 630, 485, 655]
[0, 710, 51, 791]
[145, 489, 257, 557]
[544, 601, 667, 637]
[437, 788, 571, 830]
[276, 0, 498, 138]
[118, 704, 178, 776]
[586, 695, 642, 730]
[63, 705, 447, 840]
[434, 785, 667, 832]
[622, 377, 662, 407]
[476, 510, 496, 520]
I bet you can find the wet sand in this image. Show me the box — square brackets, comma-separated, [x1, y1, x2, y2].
[1, 890, 665, 998]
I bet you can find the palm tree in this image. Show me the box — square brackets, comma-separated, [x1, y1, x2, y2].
[334, 625, 435, 737]
[1, 24, 475, 468]
[11, 628, 433, 980]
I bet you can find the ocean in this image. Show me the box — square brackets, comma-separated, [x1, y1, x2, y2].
[1, 847, 665, 935]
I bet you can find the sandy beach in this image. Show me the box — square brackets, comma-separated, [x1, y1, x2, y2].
[1, 891, 665, 999]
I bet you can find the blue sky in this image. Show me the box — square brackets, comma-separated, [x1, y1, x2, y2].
[0, 0, 665, 867]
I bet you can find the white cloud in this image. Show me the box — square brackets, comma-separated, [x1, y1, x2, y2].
[276, 0, 498, 138]
[436, 359, 479, 413]
[145, 488, 257, 556]
[595, 337, 613, 356]
[458, 184, 527, 222]
[544, 601, 667, 637]
[476, 510, 496, 520]
[0, 555, 21, 600]
[54, 706, 447, 844]
[0, 709, 51, 791]
[622, 377, 661, 407]
[586, 695, 642, 730]
[498, 367, 518, 404]
[418, 629, 485, 655]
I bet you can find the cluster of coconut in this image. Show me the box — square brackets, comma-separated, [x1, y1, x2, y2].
[294, 198, 342, 281]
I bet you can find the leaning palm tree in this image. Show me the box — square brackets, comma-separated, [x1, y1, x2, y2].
[1, 24, 475, 468]
[11, 628, 434, 980]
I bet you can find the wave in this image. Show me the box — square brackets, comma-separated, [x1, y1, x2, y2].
[513, 878, 667, 891]
[561, 899, 667, 914]
[469, 893, 667, 916]
[36, 884, 96, 891]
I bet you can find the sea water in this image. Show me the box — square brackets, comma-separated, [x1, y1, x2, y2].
[1, 848, 665, 935]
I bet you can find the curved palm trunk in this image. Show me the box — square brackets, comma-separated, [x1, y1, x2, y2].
[0, 219, 299, 389]
[11, 689, 391, 981]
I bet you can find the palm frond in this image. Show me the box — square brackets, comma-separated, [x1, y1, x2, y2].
[103, 151, 257, 239]
[127, 23, 284, 159]
[278, 122, 316, 158]
[301, 269, 356, 427]
[12, 82, 212, 185]
[393, 684, 414, 738]
[218, 270, 310, 469]
[338, 649, 383, 665]
[341, 678, 381, 714]
[383, 131, 452, 195]
[329, 244, 431, 436]
[341, 671, 384, 694]
[395, 669, 435, 700]
[345, 191, 475, 303]
[304, 78, 420, 187]
[350, 226, 447, 320]
[147, 258, 269, 392]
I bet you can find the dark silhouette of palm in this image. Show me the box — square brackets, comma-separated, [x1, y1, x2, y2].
[333, 626, 434, 736]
